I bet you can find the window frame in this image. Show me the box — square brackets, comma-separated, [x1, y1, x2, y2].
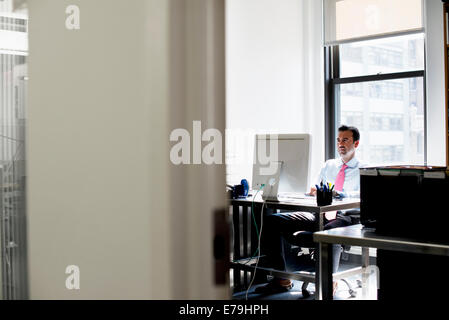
[324, 40, 427, 164]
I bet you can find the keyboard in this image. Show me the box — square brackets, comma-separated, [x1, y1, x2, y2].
[277, 192, 314, 200]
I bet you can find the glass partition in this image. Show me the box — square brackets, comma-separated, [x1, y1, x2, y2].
[0, 0, 28, 300]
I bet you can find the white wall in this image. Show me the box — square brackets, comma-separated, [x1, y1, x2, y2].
[27, 0, 227, 299]
[226, 0, 325, 186]
[425, 0, 447, 166]
[227, 0, 447, 177]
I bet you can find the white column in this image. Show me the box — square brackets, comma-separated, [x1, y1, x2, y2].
[425, 0, 447, 166]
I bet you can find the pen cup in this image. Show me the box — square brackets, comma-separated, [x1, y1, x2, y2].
[316, 189, 333, 206]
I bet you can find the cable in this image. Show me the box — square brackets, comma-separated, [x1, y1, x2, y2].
[245, 201, 265, 300]
[232, 184, 265, 265]
[249, 185, 264, 246]
[251, 187, 262, 237]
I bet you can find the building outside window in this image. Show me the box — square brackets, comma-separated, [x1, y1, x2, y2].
[327, 33, 425, 166]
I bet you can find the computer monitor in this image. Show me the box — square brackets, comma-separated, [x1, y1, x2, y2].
[252, 134, 311, 194]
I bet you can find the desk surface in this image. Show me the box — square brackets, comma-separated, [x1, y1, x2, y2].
[314, 224, 449, 257]
[231, 194, 360, 213]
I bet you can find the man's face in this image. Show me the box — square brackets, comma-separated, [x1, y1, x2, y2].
[337, 130, 359, 157]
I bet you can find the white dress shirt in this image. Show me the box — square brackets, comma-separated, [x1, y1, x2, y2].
[314, 156, 364, 198]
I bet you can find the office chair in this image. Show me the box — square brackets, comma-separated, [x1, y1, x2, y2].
[284, 231, 357, 298]
[284, 210, 362, 298]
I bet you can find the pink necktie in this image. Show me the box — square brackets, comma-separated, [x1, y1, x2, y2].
[334, 163, 348, 192]
[325, 163, 348, 221]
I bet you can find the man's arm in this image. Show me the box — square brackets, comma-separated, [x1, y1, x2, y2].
[309, 187, 317, 196]
[345, 190, 360, 198]
[333, 190, 360, 199]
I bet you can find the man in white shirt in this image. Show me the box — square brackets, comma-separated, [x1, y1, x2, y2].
[255, 125, 363, 295]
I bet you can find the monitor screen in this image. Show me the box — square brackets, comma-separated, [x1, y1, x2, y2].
[252, 134, 311, 193]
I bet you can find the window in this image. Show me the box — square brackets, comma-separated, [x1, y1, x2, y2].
[369, 114, 403, 131]
[368, 81, 404, 100]
[324, 0, 423, 45]
[325, 33, 425, 166]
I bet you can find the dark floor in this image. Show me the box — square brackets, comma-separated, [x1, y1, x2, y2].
[232, 251, 378, 300]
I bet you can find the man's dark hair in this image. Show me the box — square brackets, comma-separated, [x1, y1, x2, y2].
[338, 125, 360, 142]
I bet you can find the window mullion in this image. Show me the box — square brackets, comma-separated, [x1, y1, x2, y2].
[332, 71, 425, 85]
